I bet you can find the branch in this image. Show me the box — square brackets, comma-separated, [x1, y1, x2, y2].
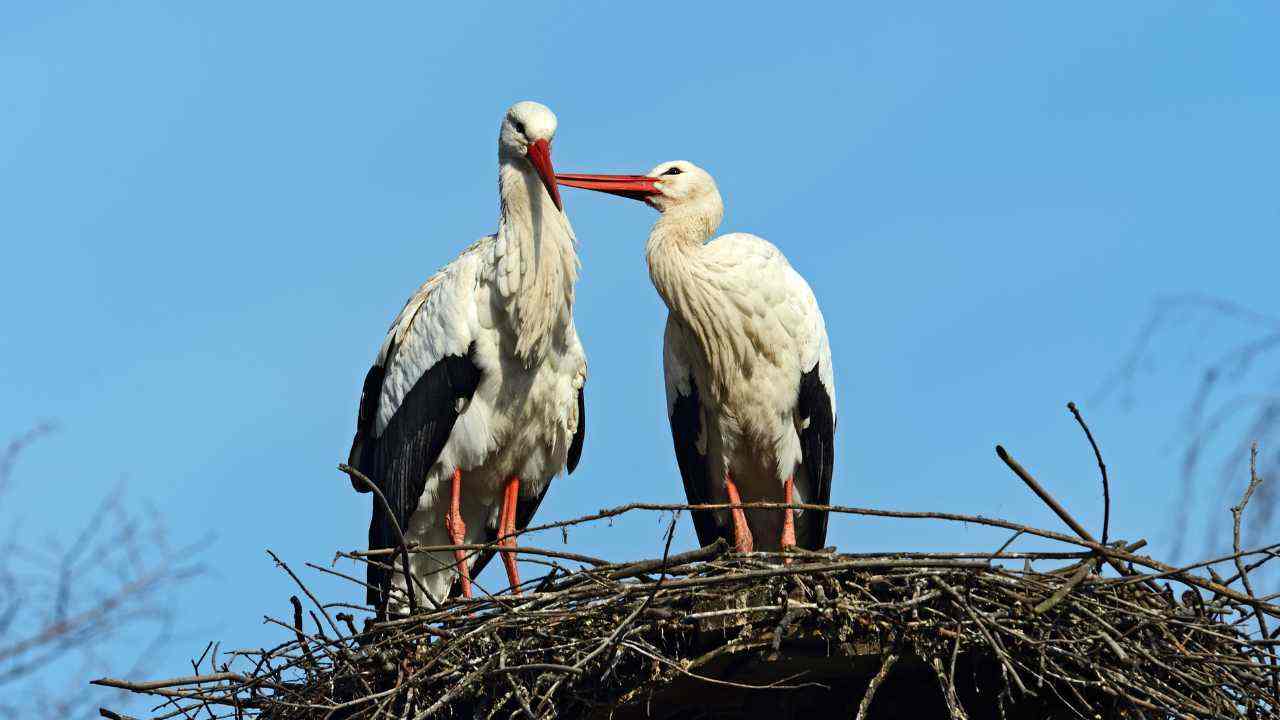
[1232, 443, 1276, 698]
[337, 463, 421, 615]
[1067, 401, 1110, 546]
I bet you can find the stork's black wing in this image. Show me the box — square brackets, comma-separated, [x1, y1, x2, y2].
[452, 384, 585, 597]
[348, 340, 481, 607]
[567, 385, 586, 473]
[669, 378, 722, 548]
[795, 364, 835, 550]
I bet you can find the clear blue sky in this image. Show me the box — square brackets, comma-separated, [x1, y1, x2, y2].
[3, 2, 1278, 711]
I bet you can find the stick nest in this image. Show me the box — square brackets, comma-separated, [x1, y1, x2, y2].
[97, 437, 1280, 719]
[98, 536, 1280, 720]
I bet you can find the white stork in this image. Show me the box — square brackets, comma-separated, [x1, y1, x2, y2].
[348, 101, 586, 614]
[557, 161, 835, 558]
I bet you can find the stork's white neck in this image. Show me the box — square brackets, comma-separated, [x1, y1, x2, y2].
[645, 197, 723, 301]
[645, 199, 741, 393]
[495, 159, 579, 362]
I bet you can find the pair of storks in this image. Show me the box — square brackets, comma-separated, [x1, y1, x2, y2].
[348, 101, 836, 613]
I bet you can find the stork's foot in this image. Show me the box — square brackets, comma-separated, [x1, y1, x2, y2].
[445, 468, 472, 599]
[499, 476, 522, 595]
[724, 472, 755, 554]
[781, 475, 797, 565]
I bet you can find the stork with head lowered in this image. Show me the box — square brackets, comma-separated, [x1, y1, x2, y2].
[558, 161, 836, 559]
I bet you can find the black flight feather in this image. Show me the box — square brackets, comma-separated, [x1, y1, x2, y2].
[349, 342, 481, 608]
[795, 363, 835, 550]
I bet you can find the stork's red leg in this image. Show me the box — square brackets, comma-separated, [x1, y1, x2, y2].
[444, 468, 472, 599]
[781, 475, 797, 564]
[724, 472, 754, 554]
[499, 476, 522, 595]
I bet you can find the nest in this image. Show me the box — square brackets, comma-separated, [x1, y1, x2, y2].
[96, 438, 1280, 719]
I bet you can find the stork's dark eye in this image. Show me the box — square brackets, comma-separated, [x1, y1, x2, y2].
[514, 120, 526, 136]
[662, 167, 683, 176]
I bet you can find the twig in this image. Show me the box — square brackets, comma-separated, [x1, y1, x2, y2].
[267, 550, 342, 639]
[996, 445, 1149, 589]
[571, 515, 678, 675]
[288, 596, 318, 673]
[339, 463, 420, 615]
[92, 673, 251, 692]
[354, 543, 610, 568]
[1233, 443, 1275, 697]
[1067, 402, 1110, 546]
[1034, 557, 1099, 615]
[931, 655, 970, 720]
[854, 652, 898, 720]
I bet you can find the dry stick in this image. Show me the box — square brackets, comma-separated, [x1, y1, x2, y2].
[394, 541, 728, 618]
[356, 543, 611, 568]
[339, 463, 420, 615]
[151, 698, 211, 720]
[616, 557, 988, 595]
[931, 576, 1029, 697]
[854, 653, 899, 720]
[996, 445, 1153, 592]
[92, 673, 252, 693]
[318, 687, 402, 720]
[305, 560, 385, 601]
[1233, 443, 1275, 699]
[1033, 539, 1149, 615]
[601, 539, 727, 580]
[1104, 542, 1280, 588]
[266, 550, 341, 639]
[1233, 444, 1269, 639]
[1067, 402, 1110, 546]
[488, 663, 582, 677]
[570, 515, 679, 675]
[1227, 546, 1280, 587]
[1035, 557, 1099, 616]
[501, 499, 1275, 611]
[993, 529, 1026, 557]
[624, 639, 827, 692]
[413, 656, 496, 720]
[931, 655, 971, 720]
[288, 596, 318, 674]
[503, 674, 537, 720]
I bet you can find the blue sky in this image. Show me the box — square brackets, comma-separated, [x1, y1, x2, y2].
[3, 1, 1279, 712]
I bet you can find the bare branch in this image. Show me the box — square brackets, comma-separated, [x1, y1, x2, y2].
[0, 426, 202, 719]
[1100, 295, 1280, 566]
[1067, 401, 1111, 546]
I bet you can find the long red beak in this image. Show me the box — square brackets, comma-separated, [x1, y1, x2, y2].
[555, 173, 660, 202]
[526, 139, 563, 211]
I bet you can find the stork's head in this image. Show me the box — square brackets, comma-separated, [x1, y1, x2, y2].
[500, 101, 562, 210]
[556, 160, 722, 216]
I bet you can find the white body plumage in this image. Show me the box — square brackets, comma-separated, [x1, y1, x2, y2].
[656, 231, 835, 546]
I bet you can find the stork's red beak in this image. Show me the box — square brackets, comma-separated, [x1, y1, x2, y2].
[555, 173, 661, 202]
[526, 139, 563, 211]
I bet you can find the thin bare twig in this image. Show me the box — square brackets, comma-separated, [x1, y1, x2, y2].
[338, 463, 421, 615]
[1067, 401, 1110, 546]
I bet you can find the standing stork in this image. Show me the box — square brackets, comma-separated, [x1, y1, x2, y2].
[348, 101, 587, 614]
[557, 161, 835, 559]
